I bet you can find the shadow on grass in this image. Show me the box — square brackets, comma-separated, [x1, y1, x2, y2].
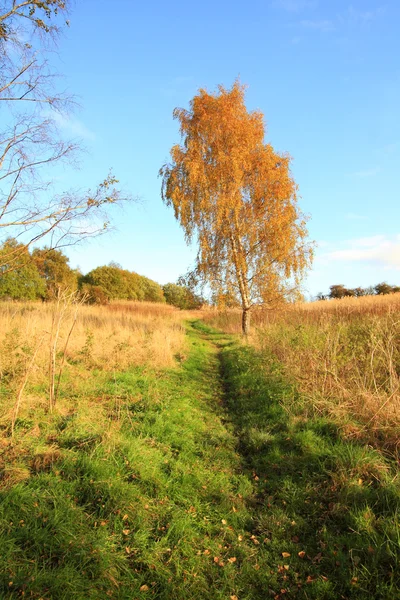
[219, 342, 400, 600]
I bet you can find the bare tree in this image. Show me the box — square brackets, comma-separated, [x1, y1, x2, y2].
[0, 1, 130, 271]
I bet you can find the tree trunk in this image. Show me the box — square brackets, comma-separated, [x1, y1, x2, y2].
[242, 308, 250, 336]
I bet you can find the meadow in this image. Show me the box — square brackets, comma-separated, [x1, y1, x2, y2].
[0, 296, 399, 599]
[202, 293, 400, 456]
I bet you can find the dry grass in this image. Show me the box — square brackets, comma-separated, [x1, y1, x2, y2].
[202, 294, 400, 453]
[0, 300, 188, 430]
[0, 300, 187, 374]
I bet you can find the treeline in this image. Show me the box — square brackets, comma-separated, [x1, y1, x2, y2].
[317, 282, 400, 301]
[0, 239, 203, 309]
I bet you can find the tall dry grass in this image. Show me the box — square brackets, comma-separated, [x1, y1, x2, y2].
[0, 300, 187, 375]
[203, 294, 400, 453]
[0, 299, 188, 430]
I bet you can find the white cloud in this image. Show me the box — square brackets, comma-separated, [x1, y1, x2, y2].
[292, 4, 385, 35]
[345, 5, 386, 25]
[320, 235, 400, 269]
[50, 112, 96, 141]
[349, 166, 381, 178]
[273, 0, 317, 12]
[345, 212, 369, 221]
[299, 19, 335, 32]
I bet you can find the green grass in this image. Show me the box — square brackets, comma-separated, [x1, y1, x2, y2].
[0, 320, 399, 599]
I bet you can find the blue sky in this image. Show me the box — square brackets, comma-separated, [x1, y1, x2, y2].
[51, 0, 399, 298]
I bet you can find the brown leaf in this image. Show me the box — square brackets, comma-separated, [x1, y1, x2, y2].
[140, 584, 149, 591]
[281, 552, 291, 558]
[298, 551, 306, 559]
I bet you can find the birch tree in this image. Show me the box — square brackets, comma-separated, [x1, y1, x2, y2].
[161, 82, 312, 334]
[0, 1, 128, 272]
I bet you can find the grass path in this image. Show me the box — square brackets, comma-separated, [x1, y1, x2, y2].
[0, 321, 399, 599]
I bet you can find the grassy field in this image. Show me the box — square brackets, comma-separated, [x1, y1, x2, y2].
[0, 300, 399, 598]
[202, 294, 400, 455]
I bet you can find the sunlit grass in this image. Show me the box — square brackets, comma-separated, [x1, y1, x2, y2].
[202, 295, 400, 453]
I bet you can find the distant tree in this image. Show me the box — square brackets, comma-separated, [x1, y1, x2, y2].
[80, 265, 165, 304]
[141, 277, 165, 303]
[315, 292, 327, 301]
[329, 285, 349, 299]
[163, 283, 187, 309]
[160, 82, 312, 334]
[32, 247, 77, 299]
[352, 287, 367, 297]
[163, 283, 204, 309]
[375, 282, 394, 295]
[120, 270, 145, 301]
[79, 283, 109, 305]
[80, 266, 128, 301]
[0, 239, 45, 299]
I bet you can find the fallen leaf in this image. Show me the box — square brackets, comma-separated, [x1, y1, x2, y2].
[228, 557, 237, 563]
[298, 551, 306, 559]
[222, 519, 227, 525]
[125, 547, 131, 554]
[122, 529, 130, 535]
[282, 552, 291, 558]
[251, 535, 260, 545]
[140, 584, 149, 591]
[122, 514, 129, 521]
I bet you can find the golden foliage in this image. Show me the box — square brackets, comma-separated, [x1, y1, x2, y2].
[161, 81, 312, 333]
